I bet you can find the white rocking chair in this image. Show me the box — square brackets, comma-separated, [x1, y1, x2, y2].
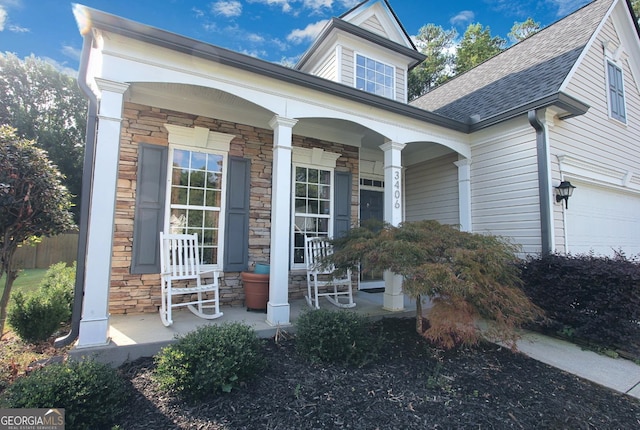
[159, 232, 223, 326]
[305, 236, 355, 309]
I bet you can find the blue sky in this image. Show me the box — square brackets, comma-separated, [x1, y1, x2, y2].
[0, 0, 591, 75]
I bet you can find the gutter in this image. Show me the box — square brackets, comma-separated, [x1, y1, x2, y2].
[78, 5, 463, 132]
[528, 110, 553, 256]
[54, 31, 97, 347]
[469, 92, 590, 133]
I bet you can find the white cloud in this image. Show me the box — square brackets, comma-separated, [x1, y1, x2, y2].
[0, 0, 23, 7]
[9, 23, 28, 32]
[247, 33, 265, 43]
[545, 0, 591, 17]
[211, 0, 242, 17]
[338, 0, 359, 8]
[61, 45, 81, 61]
[239, 48, 269, 58]
[272, 38, 289, 51]
[192, 7, 205, 18]
[203, 22, 219, 32]
[286, 19, 328, 44]
[0, 7, 6, 31]
[450, 10, 475, 27]
[278, 55, 300, 67]
[1, 0, 30, 33]
[303, 0, 333, 12]
[42, 57, 77, 77]
[248, 0, 293, 13]
[484, 0, 590, 20]
[248, 0, 357, 14]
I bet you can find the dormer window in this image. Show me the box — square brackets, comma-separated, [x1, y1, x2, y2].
[355, 53, 395, 99]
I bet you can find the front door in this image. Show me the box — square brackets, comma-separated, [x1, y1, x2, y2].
[359, 189, 384, 288]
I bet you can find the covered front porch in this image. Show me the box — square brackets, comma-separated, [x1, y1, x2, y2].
[72, 18, 469, 350]
[71, 291, 417, 366]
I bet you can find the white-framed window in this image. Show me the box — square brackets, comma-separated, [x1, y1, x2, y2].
[167, 147, 226, 268]
[607, 60, 626, 123]
[292, 165, 333, 267]
[355, 53, 395, 99]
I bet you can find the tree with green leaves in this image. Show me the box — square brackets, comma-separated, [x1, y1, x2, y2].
[632, 0, 639, 25]
[0, 126, 75, 337]
[330, 220, 544, 350]
[0, 52, 86, 222]
[508, 18, 542, 43]
[455, 23, 506, 74]
[408, 24, 457, 100]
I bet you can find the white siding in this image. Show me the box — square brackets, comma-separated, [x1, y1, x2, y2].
[395, 67, 406, 103]
[552, 17, 640, 254]
[558, 19, 639, 171]
[470, 121, 542, 254]
[312, 50, 338, 82]
[361, 15, 389, 39]
[341, 47, 354, 88]
[405, 153, 459, 226]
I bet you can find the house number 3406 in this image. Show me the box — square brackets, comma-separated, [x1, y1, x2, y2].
[394, 171, 401, 209]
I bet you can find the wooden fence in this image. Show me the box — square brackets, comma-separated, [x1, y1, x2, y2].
[14, 233, 79, 269]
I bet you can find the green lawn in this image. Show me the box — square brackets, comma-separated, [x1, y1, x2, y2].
[0, 268, 48, 302]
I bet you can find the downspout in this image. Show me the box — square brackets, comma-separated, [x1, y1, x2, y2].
[55, 31, 98, 347]
[528, 110, 552, 255]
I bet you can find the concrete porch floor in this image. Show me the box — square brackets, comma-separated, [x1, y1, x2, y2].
[70, 290, 416, 366]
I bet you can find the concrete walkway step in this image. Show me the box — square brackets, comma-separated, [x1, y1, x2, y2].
[514, 331, 640, 399]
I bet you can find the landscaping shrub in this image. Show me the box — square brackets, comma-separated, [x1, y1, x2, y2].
[7, 262, 75, 343]
[154, 322, 265, 400]
[520, 253, 640, 354]
[7, 292, 69, 343]
[40, 261, 75, 316]
[330, 220, 544, 349]
[295, 309, 380, 366]
[0, 359, 128, 430]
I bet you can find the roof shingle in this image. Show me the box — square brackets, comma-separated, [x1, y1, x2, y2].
[410, 0, 614, 125]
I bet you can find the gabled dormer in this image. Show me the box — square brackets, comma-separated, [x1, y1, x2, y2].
[296, 0, 425, 104]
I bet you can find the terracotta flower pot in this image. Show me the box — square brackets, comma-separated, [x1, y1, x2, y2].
[241, 271, 269, 312]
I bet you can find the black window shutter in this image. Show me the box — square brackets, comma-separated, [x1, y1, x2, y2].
[131, 143, 168, 274]
[334, 171, 352, 238]
[224, 156, 251, 271]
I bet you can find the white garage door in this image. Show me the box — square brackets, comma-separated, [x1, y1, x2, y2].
[565, 181, 640, 256]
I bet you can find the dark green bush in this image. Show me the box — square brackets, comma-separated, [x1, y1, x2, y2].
[40, 261, 76, 316]
[154, 322, 265, 400]
[295, 309, 380, 366]
[7, 292, 69, 343]
[520, 253, 640, 354]
[8, 262, 75, 343]
[1, 360, 128, 430]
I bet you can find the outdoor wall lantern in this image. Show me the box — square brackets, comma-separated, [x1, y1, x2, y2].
[555, 181, 576, 209]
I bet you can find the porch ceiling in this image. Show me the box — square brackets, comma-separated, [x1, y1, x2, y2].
[127, 82, 376, 148]
[126, 82, 459, 161]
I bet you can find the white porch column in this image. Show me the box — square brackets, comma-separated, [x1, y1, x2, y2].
[454, 158, 472, 232]
[380, 141, 406, 311]
[267, 115, 298, 326]
[77, 79, 129, 348]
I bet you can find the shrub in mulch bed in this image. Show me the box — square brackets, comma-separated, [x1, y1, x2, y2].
[1, 359, 128, 430]
[295, 309, 382, 366]
[115, 318, 640, 429]
[153, 322, 265, 400]
[520, 253, 640, 358]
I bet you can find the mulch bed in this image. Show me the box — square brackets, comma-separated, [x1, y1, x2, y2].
[116, 318, 640, 429]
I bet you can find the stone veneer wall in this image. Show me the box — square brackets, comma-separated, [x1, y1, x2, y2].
[109, 102, 359, 315]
